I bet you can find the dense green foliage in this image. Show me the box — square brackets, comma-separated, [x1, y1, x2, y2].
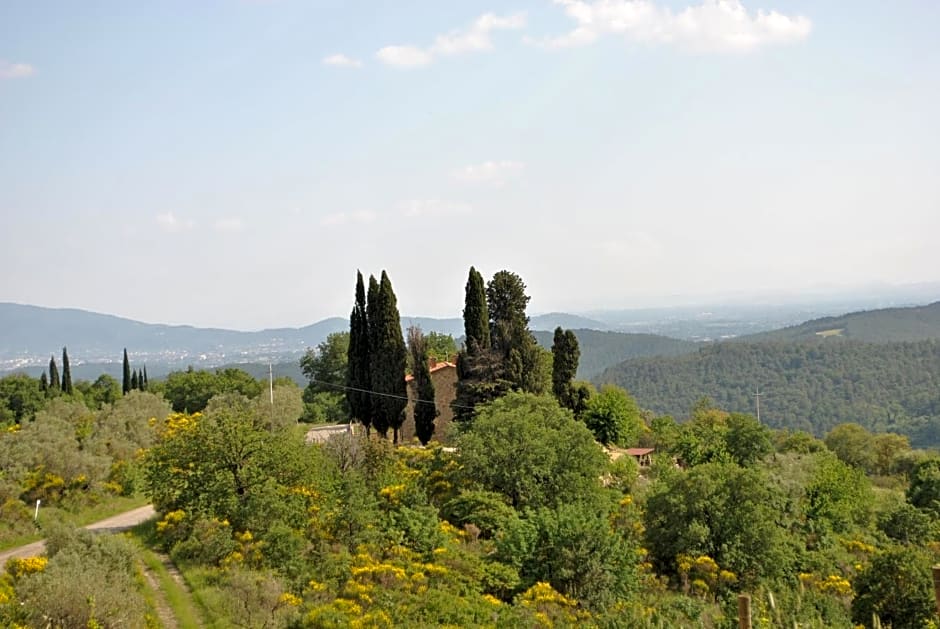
[600, 339, 940, 445]
[122, 348, 131, 395]
[582, 384, 643, 446]
[408, 326, 437, 445]
[300, 331, 350, 423]
[160, 366, 264, 413]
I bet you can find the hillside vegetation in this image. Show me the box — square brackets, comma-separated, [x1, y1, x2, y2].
[741, 301, 940, 343]
[598, 340, 940, 445]
[533, 329, 697, 379]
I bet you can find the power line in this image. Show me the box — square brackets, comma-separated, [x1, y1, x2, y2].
[308, 377, 475, 410]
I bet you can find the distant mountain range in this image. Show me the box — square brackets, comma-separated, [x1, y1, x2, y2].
[0, 302, 611, 372]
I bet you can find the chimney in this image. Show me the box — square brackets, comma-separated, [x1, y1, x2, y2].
[429, 356, 437, 369]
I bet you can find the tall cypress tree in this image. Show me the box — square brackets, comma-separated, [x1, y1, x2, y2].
[346, 271, 372, 435]
[463, 266, 490, 354]
[408, 326, 438, 445]
[131, 369, 139, 391]
[122, 348, 131, 395]
[366, 274, 383, 435]
[40, 371, 48, 393]
[551, 327, 580, 411]
[370, 271, 408, 442]
[49, 356, 60, 391]
[61, 347, 73, 394]
[142, 366, 148, 391]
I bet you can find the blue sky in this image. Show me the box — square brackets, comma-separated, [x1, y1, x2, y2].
[1, 0, 938, 329]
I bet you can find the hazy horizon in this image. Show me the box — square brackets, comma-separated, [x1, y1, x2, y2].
[3, 1, 938, 329]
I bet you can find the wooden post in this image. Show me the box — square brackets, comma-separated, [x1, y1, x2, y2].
[738, 594, 752, 629]
[932, 566, 940, 617]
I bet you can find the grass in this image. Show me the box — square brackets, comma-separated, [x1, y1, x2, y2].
[0, 493, 150, 551]
[129, 519, 205, 629]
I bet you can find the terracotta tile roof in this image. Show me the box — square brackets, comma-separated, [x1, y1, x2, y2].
[625, 448, 655, 456]
[405, 361, 457, 382]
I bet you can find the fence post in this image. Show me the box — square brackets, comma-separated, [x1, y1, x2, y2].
[738, 593, 752, 629]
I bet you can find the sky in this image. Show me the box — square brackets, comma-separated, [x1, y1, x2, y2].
[1, 0, 938, 330]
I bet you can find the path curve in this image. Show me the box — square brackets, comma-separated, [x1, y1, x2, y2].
[0, 504, 155, 565]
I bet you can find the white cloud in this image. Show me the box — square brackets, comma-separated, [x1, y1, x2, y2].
[320, 210, 378, 226]
[537, 0, 811, 53]
[375, 45, 433, 68]
[399, 199, 472, 218]
[214, 217, 244, 232]
[322, 53, 363, 68]
[0, 60, 36, 79]
[156, 212, 195, 233]
[452, 160, 525, 185]
[377, 12, 526, 68]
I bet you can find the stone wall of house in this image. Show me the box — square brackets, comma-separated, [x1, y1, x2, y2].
[401, 364, 457, 443]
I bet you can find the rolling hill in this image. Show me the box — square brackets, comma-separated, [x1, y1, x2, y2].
[532, 329, 697, 379]
[597, 339, 940, 446]
[739, 300, 940, 344]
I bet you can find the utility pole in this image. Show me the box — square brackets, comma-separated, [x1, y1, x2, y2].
[269, 363, 274, 405]
[754, 386, 763, 423]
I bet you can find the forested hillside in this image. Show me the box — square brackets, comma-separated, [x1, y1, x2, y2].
[533, 329, 697, 378]
[598, 340, 940, 446]
[741, 301, 940, 343]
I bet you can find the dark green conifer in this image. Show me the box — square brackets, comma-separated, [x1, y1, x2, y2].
[408, 326, 437, 445]
[463, 266, 490, 354]
[123, 348, 131, 395]
[370, 271, 408, 442]
[551, 327, 581, 411]
[346, 271, 373, 435]
[40, 371, 48, 393]
[61, 347, 73, 394]
[131, 370, 139, 391]
[49, 356, 60, 391]
[142, 366, 148, 390]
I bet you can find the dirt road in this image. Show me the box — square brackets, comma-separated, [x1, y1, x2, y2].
[0, 504, 155, 565]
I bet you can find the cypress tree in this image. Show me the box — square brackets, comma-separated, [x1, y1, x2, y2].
[463, 266, 490, 354]
[346, 271, 373, 435]
[131, 369, 139, 391]
[551, 327, 581, 411]
[408, 326, 438, 445]
[122, 348, 131, 395]
[61, 347, 72, 394]
[370, 271, 408, 442]
[40, 371, 48, 393]
[142, 366, 148, 390]
[49, 356, 60, 391]
[366, 274, 383, 435]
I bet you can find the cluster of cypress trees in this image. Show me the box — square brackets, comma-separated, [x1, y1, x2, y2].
[346, 270, 409, 442]
[39, 347, 72, 395]
[122, 348, 148, 394]
[454, 267, 548, 423]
